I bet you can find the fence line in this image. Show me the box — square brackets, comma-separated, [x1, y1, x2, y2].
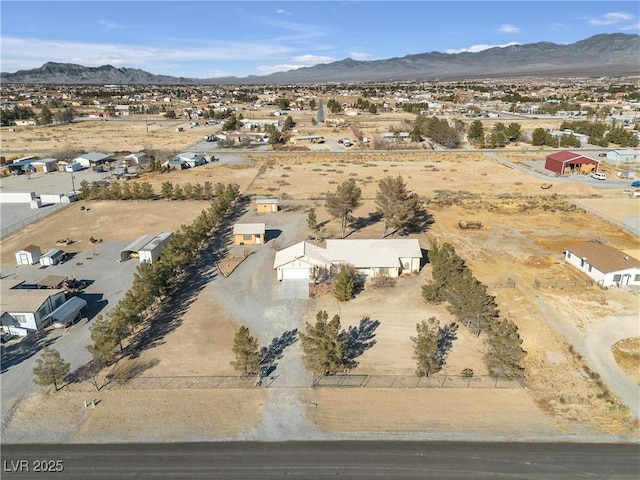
[534, 277, 593, 289]
[487, 277, 516, 289]
[312, 374, 523, 389]
[569, 201, 640, 237]
[0, 202, 72, 237]
[105, 375, 278, 390]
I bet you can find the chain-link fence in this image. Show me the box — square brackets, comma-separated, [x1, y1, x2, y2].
[312, 374, 523, 389]
[105, 375, 278, 390]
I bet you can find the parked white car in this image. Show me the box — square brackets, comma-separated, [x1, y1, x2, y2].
[590, 171, 606, 180]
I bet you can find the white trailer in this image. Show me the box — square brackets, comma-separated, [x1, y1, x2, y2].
[0, 191, 36, 203]
[64, 162, 83, 172]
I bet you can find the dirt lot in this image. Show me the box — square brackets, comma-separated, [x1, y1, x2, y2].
[2, 139, 639, 441]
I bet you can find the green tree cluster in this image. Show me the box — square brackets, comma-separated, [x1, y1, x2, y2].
[79, 180, 155, 201]
[421, 241, 525, 378]
[86, 183, 240, 364]
[160, 181, 214, 200]
[326, 99, 341, 114]
[414, 116, 461, 149]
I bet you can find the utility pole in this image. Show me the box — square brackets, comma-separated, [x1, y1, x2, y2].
[71, 172, 76, 194]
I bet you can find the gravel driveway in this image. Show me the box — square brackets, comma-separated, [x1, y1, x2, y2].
[209, 211, 325, 438]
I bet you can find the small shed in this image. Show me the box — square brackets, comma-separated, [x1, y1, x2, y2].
[544, 151, 600, 176]
[256, 198, 279, 213]
[15, 245, 41, 265]
[39, 249, 66, 267]
[233, 223, 266, 245]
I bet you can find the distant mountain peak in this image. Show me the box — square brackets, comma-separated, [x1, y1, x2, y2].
[2, 33, 638, 85]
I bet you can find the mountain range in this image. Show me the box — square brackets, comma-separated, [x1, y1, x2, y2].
[2, 33, 638, 85]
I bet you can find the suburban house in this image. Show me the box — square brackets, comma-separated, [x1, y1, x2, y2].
[176, 152, 206, 168]
[233, 223, 266, 245]
[73, 152, 115, 168]
[274, 239, 423, 282]
[606, 149, 640, 164]
[255, 198, 279, 213]
[544, 151, 600, 176]
[15, 245, 41, 265]
[564, 242, 640, 287]
[1, 286, 67, 336]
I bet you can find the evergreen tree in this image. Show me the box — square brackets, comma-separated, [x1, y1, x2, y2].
[32, 347, 70, 391]
[468, 120, 484, 144]
[87, 315, 119, 364]
[334, 266, 356, 301]
[300, 311, 346, 376]
[531, 128, 547, 146]
[375, 175, 426, 237]
[38, 105, 53, 125]
[307, 208, 318, 234]
[231, 326, 261, 376]
[411, 317, 442, 377]
[325, 178, 362, 238]
[161, 181, 174, 199]
[484, 318, 526, 379]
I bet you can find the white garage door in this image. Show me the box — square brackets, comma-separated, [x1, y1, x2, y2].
[282, 268, 310, 280]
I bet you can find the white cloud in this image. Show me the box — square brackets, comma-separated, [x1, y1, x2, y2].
[292, 54, 335, 64]
[589, 12, 635, 26]
[350, 51, 374, 61]
[619, 22, 640, 31]
[0, 36, 293, 72]
[498, 24, 520, 34]
[99, 20, 123, 30]
[256, 64, 304, 75]
[275, 8, 291, 15]
[446, 42, 521, 54]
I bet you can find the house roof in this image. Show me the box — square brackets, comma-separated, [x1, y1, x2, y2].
[0, 286, 65, 313]
[233, 223, 266, 235]
[75, 152, 112, 162]
[273, 241, 330, 268]
[47, 296, 87, 323]
[139, 232, 173, 252]
[18, 244, 40, 253]
[546, 151, 599, 164]
[125, 152, 147, 159]
[325, 239, 422, 268]
[30, 158, 58, 165]
[566, 242, 640, 273]
[256, 198, 278, 204]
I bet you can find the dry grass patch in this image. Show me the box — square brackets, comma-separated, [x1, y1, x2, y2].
[612, 337, 640, 386]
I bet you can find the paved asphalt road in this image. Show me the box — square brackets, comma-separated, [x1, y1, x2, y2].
[1, 441, 638, 479]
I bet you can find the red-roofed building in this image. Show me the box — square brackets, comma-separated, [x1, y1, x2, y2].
[544, 151, 600, 175]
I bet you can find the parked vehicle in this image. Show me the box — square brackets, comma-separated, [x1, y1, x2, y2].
[590, 171, 606, 180]
[631, 181, 640, 188]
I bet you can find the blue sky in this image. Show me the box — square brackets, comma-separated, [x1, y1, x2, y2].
[1, 1, 638, 78]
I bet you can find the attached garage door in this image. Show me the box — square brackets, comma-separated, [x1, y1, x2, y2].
[282, 268, 310, 280]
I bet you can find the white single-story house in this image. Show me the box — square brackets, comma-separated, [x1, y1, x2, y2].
[606, 149, 640, 164]
[274, 239, 422, 282]
[1, 286, 67, 336]
[176, 152, 206, 168]
[15, 245, 41, 265]
[565, 242, 640, 287]
[273, 241, 333, 281]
